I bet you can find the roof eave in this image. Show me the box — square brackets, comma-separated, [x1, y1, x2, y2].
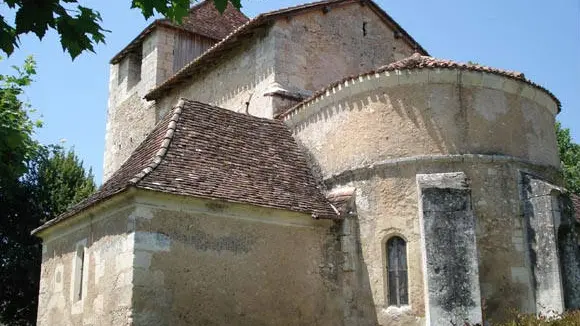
[110, 20, 219, 65]
[110, 20, 160, 64]
[363, 0, 428, 56]
[31, 187, 135, 239]
[135, 186, 340, 220]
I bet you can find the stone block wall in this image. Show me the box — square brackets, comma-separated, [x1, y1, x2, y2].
[156, 29, 278, 120]
[104, 26, 177, 182]
[287, 67, 563, 324]
[129, 193, 344, 326]
[36, 205, 136, 326]
[272, 3, 415, 96]
[36, 191, 348, 326]
[155, 2, 416, 121]
[284, 69, 560, 176]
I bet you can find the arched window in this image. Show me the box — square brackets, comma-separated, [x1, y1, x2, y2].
[387, 236, 408, 306]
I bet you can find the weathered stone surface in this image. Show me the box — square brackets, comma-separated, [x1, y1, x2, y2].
[36, 204, 136, 326]
[520, 173, 567, 315]
[156, 2, 415, 122]
[288, 52, 561, 323]
[558, 194, 580, 309]
[130, 194, 342, 326]
[104, 27, 176, 182]
[36, 192, 345, 326]
[417, 173, 482, 326]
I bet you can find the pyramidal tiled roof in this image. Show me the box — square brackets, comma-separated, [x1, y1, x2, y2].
[33, 100, 338, 234]
[110, 0, 249, 64]
[174, 0, 249, 40]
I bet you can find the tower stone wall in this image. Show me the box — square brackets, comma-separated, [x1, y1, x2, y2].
[103, 26, 180, 182]
[155, 2, 417, 120]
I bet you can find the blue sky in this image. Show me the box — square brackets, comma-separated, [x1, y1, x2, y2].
[1, 0, 578, 185]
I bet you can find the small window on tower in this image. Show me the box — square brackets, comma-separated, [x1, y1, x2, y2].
[127, 47, 142, 89]
[387, 236, 408, 306]
[117, 45, 142, 89]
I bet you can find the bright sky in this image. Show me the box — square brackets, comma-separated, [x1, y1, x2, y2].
[1, 0, 579, 185]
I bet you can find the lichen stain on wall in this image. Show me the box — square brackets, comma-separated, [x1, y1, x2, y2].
[131, 207, 344, 326]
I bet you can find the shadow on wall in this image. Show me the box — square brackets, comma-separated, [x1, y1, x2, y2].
[295, 139, 380, 324]
[292, 81, 543, 162]
[340, 203, 380, 325]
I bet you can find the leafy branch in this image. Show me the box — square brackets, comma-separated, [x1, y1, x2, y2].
[0, 0, 242, 59]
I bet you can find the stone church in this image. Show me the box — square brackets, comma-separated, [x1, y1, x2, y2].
[32, 0, 580, 325]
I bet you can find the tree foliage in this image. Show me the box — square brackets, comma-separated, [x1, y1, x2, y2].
[556, 122, 580, 194]
[0, 57, 96, 325]
[0, 55, 40, 183]
[0, 0, 242, 59]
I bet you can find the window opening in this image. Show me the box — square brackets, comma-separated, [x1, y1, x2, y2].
[387, 236, 408, 306]
[73, 243, 86, 302]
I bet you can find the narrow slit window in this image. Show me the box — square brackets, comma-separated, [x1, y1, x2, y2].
[387, 236, 408, 306]
[73, 243, 86, 302]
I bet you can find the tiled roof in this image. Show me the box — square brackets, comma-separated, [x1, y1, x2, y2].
[176, 0, 249, 40]
[572, 193, 580, 223]
[33, 99, 338, 234]
[277, 53, 561, 119]
[110, 1, 249, 64]
[145, 0, 428, 100]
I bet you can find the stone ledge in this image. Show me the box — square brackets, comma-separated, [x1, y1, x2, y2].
[324, 154, 560, 186]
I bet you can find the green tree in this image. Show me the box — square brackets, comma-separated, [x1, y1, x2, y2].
[0, 55, 41, 184]
[1, 0, 242, 59]
[33, 146, 96, 221]
[0, 58, 96, 325]
[0, 147, 96, 326]
[556, 122, 580, 194]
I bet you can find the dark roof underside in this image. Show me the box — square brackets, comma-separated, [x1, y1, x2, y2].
[34, 100, 338, 234]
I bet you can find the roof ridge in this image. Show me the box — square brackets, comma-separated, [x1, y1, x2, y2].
[128, 99, 185, 185]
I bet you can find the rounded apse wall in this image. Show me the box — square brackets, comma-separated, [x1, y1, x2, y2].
[282, 62, 562, 324]
[283, 66, 560, 180]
